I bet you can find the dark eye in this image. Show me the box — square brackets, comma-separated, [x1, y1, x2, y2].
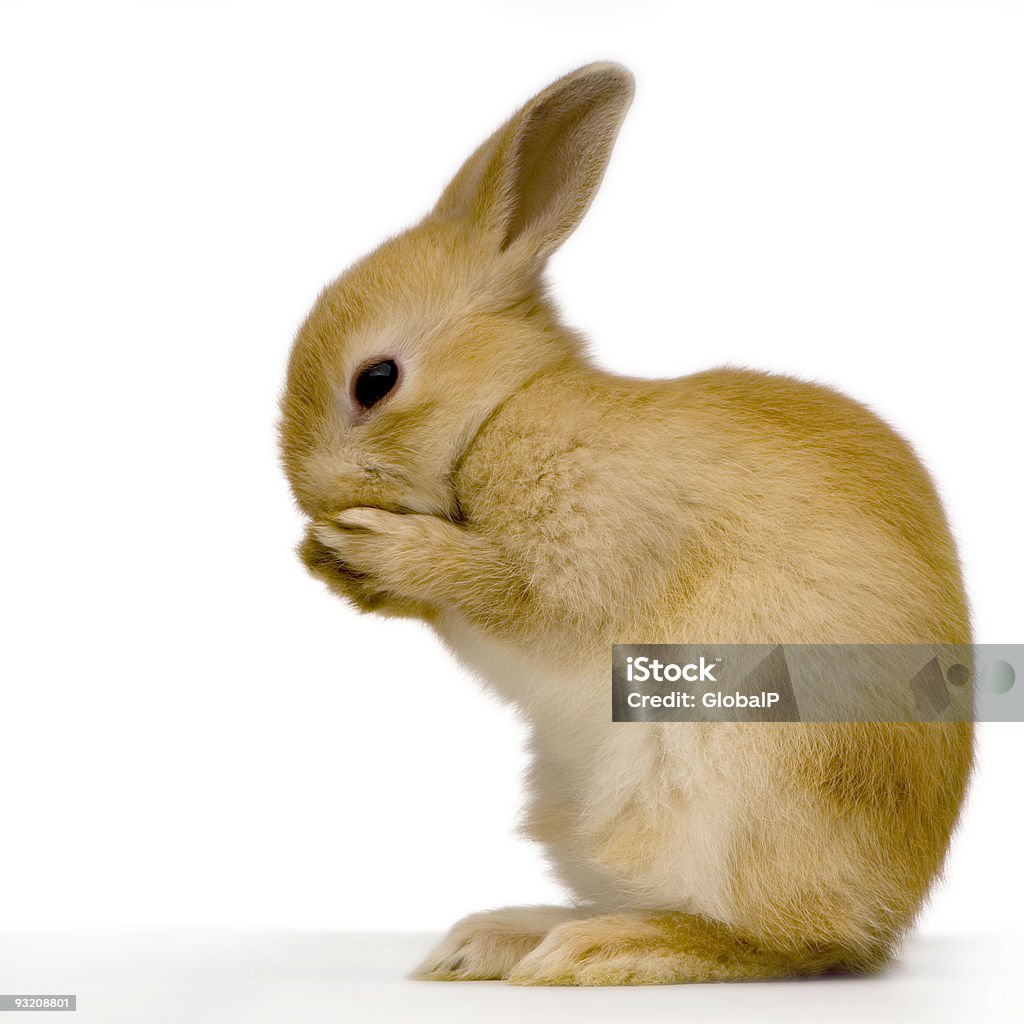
[353, 359, 399, 410]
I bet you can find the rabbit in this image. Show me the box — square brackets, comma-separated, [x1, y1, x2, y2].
[278, 62, 972, 985]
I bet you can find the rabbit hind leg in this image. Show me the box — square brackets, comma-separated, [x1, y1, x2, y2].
[506, 911, 882, 986]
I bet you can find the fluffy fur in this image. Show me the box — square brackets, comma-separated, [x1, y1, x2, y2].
[279, 63, 972, 985]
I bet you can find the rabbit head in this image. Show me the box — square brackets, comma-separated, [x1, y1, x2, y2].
[279, 63, 634, 520]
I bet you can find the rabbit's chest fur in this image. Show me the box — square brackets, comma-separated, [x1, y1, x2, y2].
[435, 607, 741, 916]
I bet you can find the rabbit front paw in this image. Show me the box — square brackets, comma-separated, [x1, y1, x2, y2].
[299, 523, 399, 612]
[306, 507, 532, 634]
[413, 906, 582, 981]
[309, 507, 454, 609]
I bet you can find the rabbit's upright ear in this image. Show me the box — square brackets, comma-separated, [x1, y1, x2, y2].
[433, 63, 634, 267]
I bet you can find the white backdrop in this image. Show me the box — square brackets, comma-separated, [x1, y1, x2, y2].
[1, 0, 1021, 937]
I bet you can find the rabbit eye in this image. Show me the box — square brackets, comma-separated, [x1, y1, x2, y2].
[353, 359, 399, 410]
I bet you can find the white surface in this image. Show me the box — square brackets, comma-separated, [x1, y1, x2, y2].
[0, 0, 1021, 944]
[0, 930, 1019, 1024]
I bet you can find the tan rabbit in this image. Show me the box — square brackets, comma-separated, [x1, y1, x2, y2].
[279, 63, 972, 985]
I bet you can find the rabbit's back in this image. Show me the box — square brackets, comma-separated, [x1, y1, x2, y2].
[455, 363, 968, 649]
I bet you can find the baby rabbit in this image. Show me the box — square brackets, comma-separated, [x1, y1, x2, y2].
[279, 63, 972, 985]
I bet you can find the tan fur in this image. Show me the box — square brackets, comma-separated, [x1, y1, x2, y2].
[279, 63, 972, 985]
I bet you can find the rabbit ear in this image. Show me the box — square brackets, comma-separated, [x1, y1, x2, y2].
[433, 63, 635, 265]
